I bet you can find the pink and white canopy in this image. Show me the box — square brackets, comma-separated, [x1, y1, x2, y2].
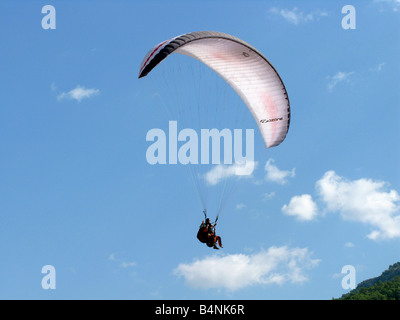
[139, 31, 290, 148]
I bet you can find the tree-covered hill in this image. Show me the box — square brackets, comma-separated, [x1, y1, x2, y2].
[335, 262, 400, 300]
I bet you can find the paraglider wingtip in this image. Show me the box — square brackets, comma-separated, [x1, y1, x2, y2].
[138, 70, 146, 79]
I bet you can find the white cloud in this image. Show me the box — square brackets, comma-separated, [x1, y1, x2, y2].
[204, 161, 257, 186]
[269, 7, 328, 25]
[282, 194, 318, 221]
[263, 191, 276, 201]
[109, 253, 137, 269]
[374, 0, 400, 12]
[57, 85, 100, 102]
[265, 158, 295, 184]
[236, 203, 246, 210]
[369, 62, 386, 72]
[120, 261, 137, 268]
[327, 71, 354, 91]
[174, 246, 320, 291]
[316, 171, 400, 240]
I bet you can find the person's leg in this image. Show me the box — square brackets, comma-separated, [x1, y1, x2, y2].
[216, 236, 223, 248]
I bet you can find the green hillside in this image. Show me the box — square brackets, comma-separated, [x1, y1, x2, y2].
[335, 262, 400, 300]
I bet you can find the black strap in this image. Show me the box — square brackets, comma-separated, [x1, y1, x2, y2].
[202, 209, 219, 231]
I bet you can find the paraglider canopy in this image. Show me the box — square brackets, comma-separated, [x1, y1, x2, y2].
[138, 31, 290, 149]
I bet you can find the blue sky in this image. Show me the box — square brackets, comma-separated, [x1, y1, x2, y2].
[0, 0, 399, 300]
